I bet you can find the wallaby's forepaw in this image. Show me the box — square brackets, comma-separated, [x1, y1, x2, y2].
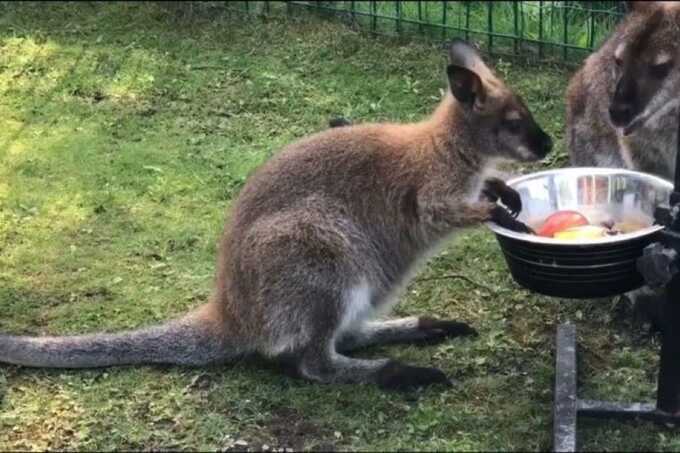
[482, 177, 522, 217]
[377, 361, 453, 391]
[417, 317, 478, 343]
[329, 117, 352, 128]
[490, 205, 535, 234]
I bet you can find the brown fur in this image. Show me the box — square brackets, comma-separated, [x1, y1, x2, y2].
[0, 41, 551, 390]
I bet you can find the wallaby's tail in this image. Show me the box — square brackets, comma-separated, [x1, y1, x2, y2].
[0, 303, 234, 368]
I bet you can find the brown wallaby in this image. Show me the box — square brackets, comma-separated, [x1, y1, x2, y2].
[0, 40, 551, 391]
[567, 1, 680, 179]
[566, 1, 680, 330]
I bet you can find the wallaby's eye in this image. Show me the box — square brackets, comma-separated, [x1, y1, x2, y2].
[503, 119, 522, 135]
[649, 60, 673, 79]
[614, 56, 623, 67]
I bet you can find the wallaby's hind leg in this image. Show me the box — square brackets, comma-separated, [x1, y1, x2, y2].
[337, 317, 477, 353]
[295, 340, 452, 391]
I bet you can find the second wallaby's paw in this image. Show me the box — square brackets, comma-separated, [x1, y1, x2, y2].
[490, 205, 535, 234]
[418, 317, 479, 341]
[482, 177, 522, 217]
[377, 361, 453, 391]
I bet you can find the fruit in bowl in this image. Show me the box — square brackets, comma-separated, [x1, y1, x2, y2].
[533, 210, 649, 241]
[536, 210, 589, 237]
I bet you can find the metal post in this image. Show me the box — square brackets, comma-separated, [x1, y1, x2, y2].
[655, 278, 680, 414]
[554, 324, 577, 452]
[657, 117, 680, 412]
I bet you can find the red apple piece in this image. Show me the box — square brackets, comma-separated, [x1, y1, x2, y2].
[537, 210, 589, 238]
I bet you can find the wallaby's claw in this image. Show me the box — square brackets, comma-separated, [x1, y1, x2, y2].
[482, 177, 522, 217]
[377, 361, 454, 392]
[491, 205, 535, 234]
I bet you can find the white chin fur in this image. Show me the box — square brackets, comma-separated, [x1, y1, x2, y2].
[516, 145, 533, 160]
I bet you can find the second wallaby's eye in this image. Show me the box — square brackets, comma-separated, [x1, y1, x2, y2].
[503, 119, 522, 134]
[649, 60, 673, 79]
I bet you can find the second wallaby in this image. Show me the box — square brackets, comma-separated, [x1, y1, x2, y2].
[567, 1, 680, 330]
[567, 1, 680, 179]
[0, 41, 551, 391]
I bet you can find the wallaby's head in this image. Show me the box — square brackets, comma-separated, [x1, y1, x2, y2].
[609, 1, 680, 135]
[446, 40, 553, 162]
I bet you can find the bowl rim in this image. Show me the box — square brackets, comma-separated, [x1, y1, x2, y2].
[486, 167, 672, 246]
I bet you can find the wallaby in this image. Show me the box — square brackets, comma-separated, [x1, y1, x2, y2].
[566, 1, 680, 330]
[567, 1, 680, 179]
[0, 41, 551, 391]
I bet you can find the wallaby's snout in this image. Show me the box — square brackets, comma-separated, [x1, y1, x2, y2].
[609, 76, 639, 130]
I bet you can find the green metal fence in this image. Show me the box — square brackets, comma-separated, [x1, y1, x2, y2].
[227, 1, 627, 63]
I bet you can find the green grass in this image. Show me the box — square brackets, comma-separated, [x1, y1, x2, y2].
[0, 2, 678, 451]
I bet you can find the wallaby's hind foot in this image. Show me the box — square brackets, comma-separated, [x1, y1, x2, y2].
[417, 317, 478, 343]
[376, 361, 452, 391]
[293, 336, 453, 392]
[337, 316, 477, 352]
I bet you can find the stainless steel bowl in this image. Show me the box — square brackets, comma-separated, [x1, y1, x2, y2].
[487, 168, 673, 298]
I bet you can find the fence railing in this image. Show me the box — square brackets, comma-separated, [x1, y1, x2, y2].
[226, 1, 627, 63]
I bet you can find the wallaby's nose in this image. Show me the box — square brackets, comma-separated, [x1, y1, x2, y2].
[609, 103, 634, 127]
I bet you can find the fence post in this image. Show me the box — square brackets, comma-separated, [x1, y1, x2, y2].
[487, 2, 493, 55]
[441, 1, 447, 41]
[562, 2, 569, 61]
[538, 1, 544, 60]
[371, 0, 377, 34]
[513, 1, 519, 56]
[396, 1, 401, 34]
[465, 1, 470, 41]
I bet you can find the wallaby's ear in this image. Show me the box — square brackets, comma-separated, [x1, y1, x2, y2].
[447, 40, 489, 109]
[448, 39, 485, 72]
[447, 64, 485, 108]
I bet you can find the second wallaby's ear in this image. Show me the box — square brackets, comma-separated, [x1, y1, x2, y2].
[447, 64, 485, 108]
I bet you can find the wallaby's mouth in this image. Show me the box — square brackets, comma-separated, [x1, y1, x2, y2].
[612, 107, 645, 136]
[618, 98, 680, 137]
[622, 121, 641, 137]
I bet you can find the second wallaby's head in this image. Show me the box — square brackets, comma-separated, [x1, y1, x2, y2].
[445, 40, 553, 162]
[608, 1, 680, 134]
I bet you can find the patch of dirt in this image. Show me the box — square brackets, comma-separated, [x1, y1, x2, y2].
[267, 407, 333, 452]
[223, 406, 337, 452]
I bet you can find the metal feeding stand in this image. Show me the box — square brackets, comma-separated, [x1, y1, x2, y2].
[553, 112, 680, 452]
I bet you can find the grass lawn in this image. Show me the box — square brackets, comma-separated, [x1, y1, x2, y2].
[0, 2, 678, 451]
